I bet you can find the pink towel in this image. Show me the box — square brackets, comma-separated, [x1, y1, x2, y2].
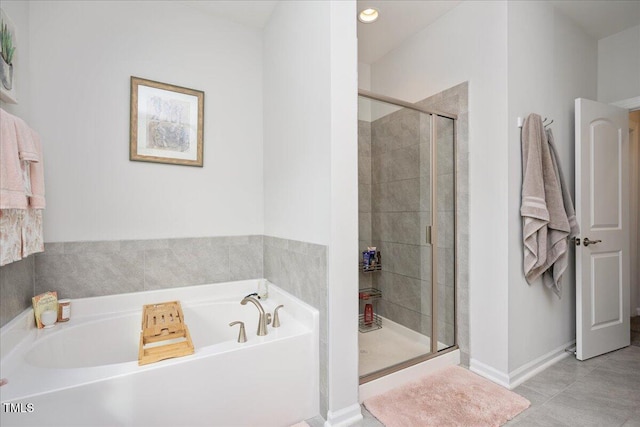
[0, 108, 45, 209]
[0, 109, 46, 266]
[0, 109, 29, 208]
[14, 115, 39, 163]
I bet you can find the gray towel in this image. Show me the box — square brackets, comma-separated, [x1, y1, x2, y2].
[546, 129, 579, 236]
[542, 129, 579, 295]
[521, 114, 571, 297]
[521, 114, 550, 278]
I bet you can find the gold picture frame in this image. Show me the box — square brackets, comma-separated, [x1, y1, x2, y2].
[130, 76, 204, 167]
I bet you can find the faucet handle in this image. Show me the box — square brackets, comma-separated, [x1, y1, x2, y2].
[273, 305, 284, 328]
[229, 321, 247, 343]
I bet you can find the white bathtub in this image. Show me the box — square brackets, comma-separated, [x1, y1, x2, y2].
[0, 280, 319, 427]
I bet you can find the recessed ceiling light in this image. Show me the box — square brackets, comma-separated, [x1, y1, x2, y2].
[358, 8, 379, 24]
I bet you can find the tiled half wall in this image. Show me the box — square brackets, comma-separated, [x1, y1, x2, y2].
[262, 236, 328, 416]
[34, 236, 264, 298]
[0, 257, 35, 327]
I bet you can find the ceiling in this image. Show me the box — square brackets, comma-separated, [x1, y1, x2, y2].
[179, 1, 639, 65]
[549, 0, 640, 40]
[357, 0, 640, 64]
[183, 1, 278, 29]
[357, 1, 462, 64]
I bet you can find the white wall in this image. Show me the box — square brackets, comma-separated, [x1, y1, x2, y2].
[507, 1, 597, 374]
[28, 1, 264, 242]
[358, 62, 371, 90]
[597, 25, 640, 104]
[369, 1, 510, 376]
[262, 1, 331, 246]
[327, 3, 360, 425]
[264, 2, 361, 424]
[357, 61, 371, 121]
[0, 1, 30, 120]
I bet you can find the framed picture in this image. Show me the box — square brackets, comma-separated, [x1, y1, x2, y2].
[130, 76, 204, 167]
[0, 8, 18, 104]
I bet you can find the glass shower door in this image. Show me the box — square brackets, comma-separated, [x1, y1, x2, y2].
[357, 93, 457, 382]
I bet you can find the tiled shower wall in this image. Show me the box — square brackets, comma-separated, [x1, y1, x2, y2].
[358, 120, 373, 290]
[369, 107, 434, 338]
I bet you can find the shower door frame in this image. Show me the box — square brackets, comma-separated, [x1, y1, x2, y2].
[358, 90, 458, 385]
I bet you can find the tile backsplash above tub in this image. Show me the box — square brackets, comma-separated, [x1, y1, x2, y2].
[35, 236, 263, 299]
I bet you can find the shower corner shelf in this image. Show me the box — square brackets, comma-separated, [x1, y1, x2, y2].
[359, 262, 382, 273]
[359, 249, 382, 273]
[358, 287, 382, 301]
[359, 287, 382, 333]
[358, 313, 382, 333]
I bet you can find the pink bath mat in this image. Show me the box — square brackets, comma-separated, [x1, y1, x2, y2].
[364, 365, 530, 427]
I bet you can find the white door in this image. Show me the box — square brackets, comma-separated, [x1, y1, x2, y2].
[575, 98, 630, 360]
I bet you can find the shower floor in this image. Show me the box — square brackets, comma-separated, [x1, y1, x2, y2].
[359, 316, 434, 377]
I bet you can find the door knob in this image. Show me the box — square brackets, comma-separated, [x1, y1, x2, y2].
[583, 237, 602, 247]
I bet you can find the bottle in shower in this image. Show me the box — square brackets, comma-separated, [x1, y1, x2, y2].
[364, 303, 373, 326]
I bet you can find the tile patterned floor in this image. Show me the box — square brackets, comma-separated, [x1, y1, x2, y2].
[508, 345, 640, 427]
[309, 345, 640, 427]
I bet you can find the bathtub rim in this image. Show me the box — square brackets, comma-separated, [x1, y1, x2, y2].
[1, 279, 318, 359]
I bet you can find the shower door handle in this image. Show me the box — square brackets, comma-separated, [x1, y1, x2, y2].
[425, 226, 432, 245]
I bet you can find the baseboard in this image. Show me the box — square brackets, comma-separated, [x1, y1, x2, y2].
[469, 359, 510, 388]
[324, 403, 362, 427]
[470, 339, 575, 390]
[507, 340, 575, 389]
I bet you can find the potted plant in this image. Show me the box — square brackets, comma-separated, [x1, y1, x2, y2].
[0, 19, 15, 90]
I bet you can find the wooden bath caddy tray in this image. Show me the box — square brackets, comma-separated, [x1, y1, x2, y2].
[138, 301, 194, 366]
